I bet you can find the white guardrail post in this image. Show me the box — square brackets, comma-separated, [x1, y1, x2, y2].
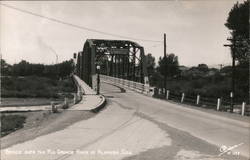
[196, 95, 200, 105]
[181, 93, 185, 103]
[73, 93, 76, 104]
[166, 90, 169, 100]
[64, 97, 67, 104]
[51, 102, 58, 113]
[217, 98, 221, 111]
[241, 102, 246, 116]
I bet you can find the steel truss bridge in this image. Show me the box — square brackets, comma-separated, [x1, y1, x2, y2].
[75, 39, 150, 94]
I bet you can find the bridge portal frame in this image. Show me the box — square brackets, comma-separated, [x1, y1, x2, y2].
[76, 39, 149, 91]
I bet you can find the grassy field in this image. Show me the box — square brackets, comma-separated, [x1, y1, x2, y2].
[165, 78, 231, 99]
[0, 75, 78, 138]
[0, 98, 56, 107]
[1, 114, 26, 137]
[156, 76, 248, 104]
[1, 76, 76, 99]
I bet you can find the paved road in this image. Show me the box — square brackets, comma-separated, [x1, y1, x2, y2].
[101, 82, 250, 160]
[1, 82, 249, 160]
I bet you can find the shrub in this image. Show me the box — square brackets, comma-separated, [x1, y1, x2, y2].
[1, 114, 26, 137]
[1, 76, 76, 98]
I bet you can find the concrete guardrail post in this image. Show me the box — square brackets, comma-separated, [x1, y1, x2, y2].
[73, 93, 76, 104]
[64, 97, 68, 105]
[63, 97, 69, 109]
[181, 93, 185, 103]
[217, 98, 221, 111]
[153, 88, 157, 96]
[77, 90, 80, 99]
[51, 102, 57, 113]
[77, 86, 82, 97]
[166, 90, 169, 100]
[142, 84, 144, 93]
[196, 95, 200, 105]
[241, 102, 246, 116]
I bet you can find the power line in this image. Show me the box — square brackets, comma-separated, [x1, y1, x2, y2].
[0, 3, 162, 43]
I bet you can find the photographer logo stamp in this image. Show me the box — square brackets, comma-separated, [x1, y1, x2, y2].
[218, 143, 243, 156]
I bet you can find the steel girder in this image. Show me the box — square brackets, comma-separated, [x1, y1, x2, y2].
[76, 39, 149, 90]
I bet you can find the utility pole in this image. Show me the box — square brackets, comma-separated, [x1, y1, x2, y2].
[164, 33, 166, 57]
[96, 65, 100, 95]
[164, 33, 167, 95]
[219, 64, 223, 70]
[224, 37, 236, 113]
[73, 53, 77, 74]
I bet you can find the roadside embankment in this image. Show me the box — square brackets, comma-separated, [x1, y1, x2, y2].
[1, 75, 106, 147]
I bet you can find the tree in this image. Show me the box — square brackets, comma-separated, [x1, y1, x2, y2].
[225, 1, 249, 102]
[225, 0, 249, 65]
[57, 59, 74, 79]
[225, 1, 249, 38]
[157, 53, 180, 79]
[145, 53, 155, 78]
[1, 59, 12, 76]
[197, 64, 209, 72]
[12, 60, 30, 76]
[6, 59, 74, 79]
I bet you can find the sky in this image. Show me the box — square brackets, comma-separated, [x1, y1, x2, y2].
[0, 0, 243, 67]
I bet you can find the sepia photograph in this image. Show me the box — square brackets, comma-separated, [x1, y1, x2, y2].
[0, 0, 249, 160]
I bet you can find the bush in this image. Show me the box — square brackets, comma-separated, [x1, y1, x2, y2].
[1, 114, 26, 137]
[1, 76, 76, 98]
[190, 79, 206, 89]
[162, 75, 244, 102]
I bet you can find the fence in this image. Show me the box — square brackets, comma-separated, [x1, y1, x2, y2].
[99, 75, 249, 116]
[100, 75, 153, 95]
[51, 84, 83, 113]
[153, 88, 250, 116]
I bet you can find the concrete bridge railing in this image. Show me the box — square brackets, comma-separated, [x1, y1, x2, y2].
[100, 75, 154, 96]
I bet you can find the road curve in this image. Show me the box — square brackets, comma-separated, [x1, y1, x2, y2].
[101, 82, 250, 160]
[1, 82, 249, 160]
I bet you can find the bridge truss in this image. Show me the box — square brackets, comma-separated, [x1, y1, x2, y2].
[75, 39, 149, 92]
